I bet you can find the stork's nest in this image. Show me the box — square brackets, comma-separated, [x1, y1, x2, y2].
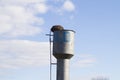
[51, 25, 64, 32]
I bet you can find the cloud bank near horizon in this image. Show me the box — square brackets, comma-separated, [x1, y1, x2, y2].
[0, 40, 49, 69]
[0, 40, 96, 69]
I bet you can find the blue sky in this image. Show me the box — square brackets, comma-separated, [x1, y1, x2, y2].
[0, 0, 120, 80]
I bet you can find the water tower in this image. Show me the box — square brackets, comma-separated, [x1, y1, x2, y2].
[51, 25, 75, 80]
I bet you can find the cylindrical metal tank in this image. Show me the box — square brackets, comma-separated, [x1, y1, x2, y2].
[53, 30, 75, 59]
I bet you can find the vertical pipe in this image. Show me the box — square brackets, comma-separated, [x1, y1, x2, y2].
[49, 31, 52, 80]
[57, 59, 70, 80]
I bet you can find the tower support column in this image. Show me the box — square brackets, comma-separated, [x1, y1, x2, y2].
[57, 59, 70, 80]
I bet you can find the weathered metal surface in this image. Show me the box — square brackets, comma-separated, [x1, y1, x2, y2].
[57, 59, 69, 80]
[52, 28, 75, 80]
[53, 30, 75, 59]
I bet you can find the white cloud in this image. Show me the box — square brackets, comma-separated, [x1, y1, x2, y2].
[73, 75, 109, 80]
[33, 3, 48, 14]
[0, 40, 49, 69]
[0, 0, 76, 37]
[76, 59, 96, 67]
[0, 4, 44, 37]
[0, 0, 46, 4]
[62, 0, 75, 12]
[45, 0, 76, 15]
[0, 0, 46, 37]
[72, 54, 96, 68]
[92, 76, 109, 80]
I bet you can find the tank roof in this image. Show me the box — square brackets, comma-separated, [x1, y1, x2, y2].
[51, 25, 64, 32]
